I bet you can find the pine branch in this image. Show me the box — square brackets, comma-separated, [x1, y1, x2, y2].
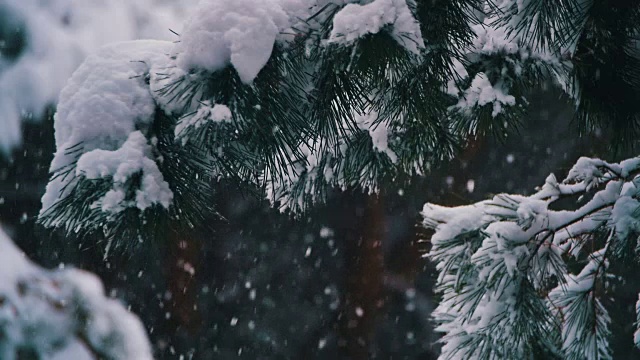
[423, 155, 640, 358]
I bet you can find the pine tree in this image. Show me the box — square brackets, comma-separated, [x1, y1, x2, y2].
[35, 0, 640, 357]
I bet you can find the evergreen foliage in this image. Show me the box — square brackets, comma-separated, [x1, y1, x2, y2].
[35, 1, 640, 356]
[422, 156, 640, 359]
[38, 0, 640, 249]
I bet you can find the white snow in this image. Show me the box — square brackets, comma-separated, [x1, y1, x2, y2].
[327, 0, 424, 55]
[452, 72, 516, 118]
[470, 21, 519, 56]
[515, 197, 548, 225]
[40, 40, 174, 217]
[466, 179, 475, 193]
[0, 227, 152, 360]
[549, 247, 611, 360]
[175, 101, 233, 141]
[76, 131, 173, 213]
[446, 9, 563, 124]
[0, 0, 192, 153]
[611, 196, 640, 240]
[355, 110, 398, 163]
[565, 157, 607, 189]
[506, 154, 515, 163]
[320, 226, 334, 238]
[175, 0, 290, 83]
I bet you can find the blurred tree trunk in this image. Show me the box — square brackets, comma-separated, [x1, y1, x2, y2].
[166, 227, 202, 334]
[338, 195, 386, 359]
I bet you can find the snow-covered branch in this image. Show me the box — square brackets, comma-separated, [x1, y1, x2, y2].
[422, 156, 640, 359]
[0, 0, 190, 153]
[0, 228, 152, 359]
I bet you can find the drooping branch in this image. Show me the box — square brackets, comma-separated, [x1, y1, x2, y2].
[422, 155, 640, 359]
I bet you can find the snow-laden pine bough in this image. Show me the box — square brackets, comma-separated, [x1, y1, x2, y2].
[37, 0, 584, 248]
[0, 0, 188, 154]
[422, 156, 640, 360]
[0, 228, 152, 360]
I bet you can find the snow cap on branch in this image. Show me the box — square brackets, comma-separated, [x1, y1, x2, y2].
[40, 40, 172, 216]
[76, 131, 173, 213]
[175, 101, 233, 142]
[452, 72, 516, 118]
[175, 0, 291, 83]
[327, 0, 424, 54]
[0, 0, 189, 153]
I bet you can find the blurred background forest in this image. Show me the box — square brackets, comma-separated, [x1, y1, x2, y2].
[0, 1, 631, 359]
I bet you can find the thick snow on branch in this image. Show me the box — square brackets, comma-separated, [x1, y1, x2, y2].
[176, 0, 424, 84]
[40, 40, 173, 217]
[451, 72, 516, 118]
[549, 247, 612, 360]
[0, 228, 152, 360]
[175, 0, 291, 83]
[327, 0, 424, 54]
[76, 131, 173, 213]
[174, 101, 233, 142]
[0, 0, 191, 153]
[422, 155, 640, 359]
[447, 10, 564, 122]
